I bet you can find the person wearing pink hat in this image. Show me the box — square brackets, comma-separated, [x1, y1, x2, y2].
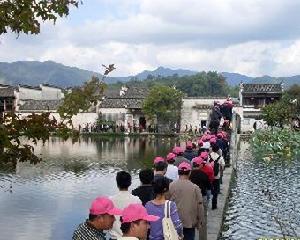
[110, 171, 142, 239]
[173, 146, 191, 167]
[183, 141, 197, 161]
[165, 152, 179, 181]
[73, 196, 122, 240]
[169, 162, 204, 240]
[119, 203, 159, 240]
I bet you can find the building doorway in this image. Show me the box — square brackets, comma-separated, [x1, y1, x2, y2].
[139, 117, 146, 130]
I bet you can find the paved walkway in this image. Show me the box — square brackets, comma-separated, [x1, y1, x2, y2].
[206, 166, 233, 240]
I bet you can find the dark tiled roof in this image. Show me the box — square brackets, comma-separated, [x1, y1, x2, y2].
[104, 87, 149, 98]
[19, 84, 42, 90]
[100, 87, 148, 109]
[0, 87, 15, 97]
[242, 84, 282, 93]
[100, 98, 144, 109]
[19, 100, 62, 110]
[41, 84, 62, 89]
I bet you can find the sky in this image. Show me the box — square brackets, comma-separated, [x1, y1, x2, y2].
[1, 0, 300, 77]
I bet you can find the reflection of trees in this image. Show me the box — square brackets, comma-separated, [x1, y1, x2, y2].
[86, 136, 178, 171]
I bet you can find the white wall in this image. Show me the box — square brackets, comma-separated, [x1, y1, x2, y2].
[19, 87, 42, 100]
[17, 112, 98, 130]
[181, 98, 227, 132]
[40, 85, 64, 100]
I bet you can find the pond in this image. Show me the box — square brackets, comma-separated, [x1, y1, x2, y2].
[221, 141, 300, 239]
[0, 136, 177, 240]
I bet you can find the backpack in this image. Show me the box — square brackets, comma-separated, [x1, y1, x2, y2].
[162, 200, 179, 240]
[210, 154, 221, 176]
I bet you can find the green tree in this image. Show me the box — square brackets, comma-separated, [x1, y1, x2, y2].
[143, 85, 184, 133]
[0, 0, 80, 35]
[58, 76, 106, 124]
[262, 96, 294, 128]
[0, 112, 62, 169]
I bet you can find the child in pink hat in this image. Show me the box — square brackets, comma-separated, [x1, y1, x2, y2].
[73, 197, 122, 240]
[119, 203, 159, 240]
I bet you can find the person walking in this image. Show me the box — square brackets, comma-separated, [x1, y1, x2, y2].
[145, 177, 183, 240]
[109, 171, 142, 239]
[72, 197, 122, 240]
[119, 203, 159, 240]
[169, 162, 204, 240]
[132, 169, 154, 206]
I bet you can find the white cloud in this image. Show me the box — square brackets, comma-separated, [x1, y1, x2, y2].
[1, 0, 300, 77]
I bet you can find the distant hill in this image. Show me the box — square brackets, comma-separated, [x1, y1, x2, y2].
[134, 66, 197, 80]
[0, 61, 299, 88]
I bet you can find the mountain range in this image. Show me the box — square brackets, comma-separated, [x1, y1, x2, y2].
[0, 61, 299, 88]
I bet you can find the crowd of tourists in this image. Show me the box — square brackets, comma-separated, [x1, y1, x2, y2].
[72, 99, 231, 240]
[72, 127, 230, 240]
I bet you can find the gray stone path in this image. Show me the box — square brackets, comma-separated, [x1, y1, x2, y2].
[206, 166, 233, 240]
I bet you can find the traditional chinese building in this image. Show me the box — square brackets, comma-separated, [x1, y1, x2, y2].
[238, 82, 284, 132]
[98, 86, 149, 130]
[0, 84, 18, 113]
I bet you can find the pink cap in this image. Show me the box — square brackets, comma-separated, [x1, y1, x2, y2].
[122, 204, 159, 223]
[178, 162, 192, 171]
[209, 137, 217, 144]
[153, 156, 165, 164]
[89, 197, 122, 216]
[200, 152, 209, 160]
[166, 152, 176, 162]
[192, 157, 204, 165]
[217, 133, 223, 139]
[197, 139, 203, 146]
[172, 146, 183, 155]
[186, 141, 193, 149]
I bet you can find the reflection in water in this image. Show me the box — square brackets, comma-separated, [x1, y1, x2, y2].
[0, 136, 178, 240]
[221, 141, 300, 239]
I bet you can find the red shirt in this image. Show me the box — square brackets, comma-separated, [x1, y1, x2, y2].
[201, 164, 214, 183]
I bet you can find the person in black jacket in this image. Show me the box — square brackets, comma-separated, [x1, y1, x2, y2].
[132, 169, 154, 206]
[183, 141, 197, 161]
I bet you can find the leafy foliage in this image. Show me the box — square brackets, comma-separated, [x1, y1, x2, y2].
[110, 71, 237, 97]
[0, 0, 80, 35]
[251, 129, 300, 161]
[0, 112, 60, 168]
[58, 76, 106, 122]
[143, 85, 184, 132]
[262, 91, 299, 127]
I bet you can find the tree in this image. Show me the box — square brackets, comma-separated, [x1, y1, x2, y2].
[262, 96, 294, 128]
[0, 112, 61, 169]
[58, 76, 106, 124]
[0, 0, 80, 35]
[142, 85, 184, 133]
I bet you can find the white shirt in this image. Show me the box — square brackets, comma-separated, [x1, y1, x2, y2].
[209, 152, 225, 179]
[109, 191, 141, 239]
[165, 164, 179, 181]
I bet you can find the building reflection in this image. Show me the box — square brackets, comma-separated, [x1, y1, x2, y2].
[14, 136, 178, 177]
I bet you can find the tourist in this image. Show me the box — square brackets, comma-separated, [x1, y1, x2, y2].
[119, 203, 159, 240]
[183, 141, 197, 161]
[190, 157, 210, 198]
[132, 169, 154, 206]
[165, 152, 179, 181]
[173, 146, 191, 167]
[169, 162, 204, 240]
[109, 171, 142, 239]
[145, 177, 183, 240]
[153, 157, 167, 180]
[72, 196, 122, 240]
[209, 144, 225, 210]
